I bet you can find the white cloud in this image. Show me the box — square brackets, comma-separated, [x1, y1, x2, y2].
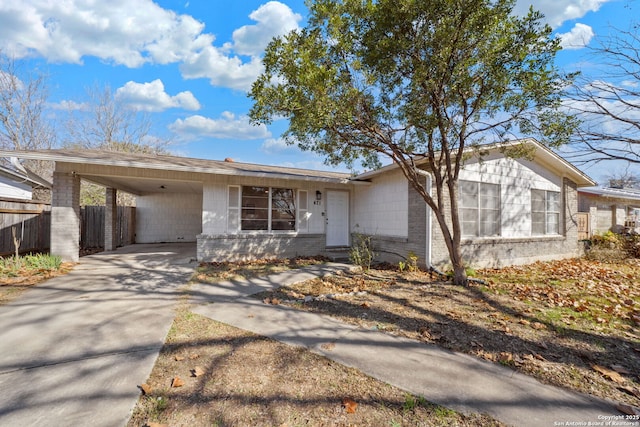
[0, 0, 212, 67]
[115, 79, 200, 112]
[230, 1, 302, 56]
[168, 111, 271, 140]
[179, 47, 265, 91]
[260, 137, 299, 154]
[0, 1, 300, 91]
[558, 23, 595, 50]
[514, 0, 611, 28]
[48, 100, 88, 111]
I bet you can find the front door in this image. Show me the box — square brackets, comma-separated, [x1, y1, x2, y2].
[326, 190, 349, 247]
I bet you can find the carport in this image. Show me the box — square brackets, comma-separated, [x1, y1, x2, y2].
[2, 149, 206, 262]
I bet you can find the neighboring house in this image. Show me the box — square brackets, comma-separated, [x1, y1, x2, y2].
[578, 186, 640, 235]
[1, 138, 595, 268]
[0, 164, 52, 202]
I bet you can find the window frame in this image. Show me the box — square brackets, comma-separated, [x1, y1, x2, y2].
[460, 180, 501, 238]
[531, 189, 561, 235]
[228, 185, 301, 233]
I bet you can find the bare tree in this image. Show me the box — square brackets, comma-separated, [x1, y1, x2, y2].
[63, 84, 171, 205]
[606, 166, 640, 188]
[63, 84, 168, 152]
[0, 54, 55, 177]
[566, 25, 640, 166]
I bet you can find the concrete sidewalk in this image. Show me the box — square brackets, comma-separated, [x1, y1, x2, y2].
[0, 243, 196, 427]
[191, 263, 620, 427]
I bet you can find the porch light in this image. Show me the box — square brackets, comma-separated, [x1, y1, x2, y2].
[316, 190, 322, 201]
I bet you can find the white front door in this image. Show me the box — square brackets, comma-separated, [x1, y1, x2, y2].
[326, 190, 349, 247]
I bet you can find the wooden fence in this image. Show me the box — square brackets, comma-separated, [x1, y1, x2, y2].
[0, 198, 51, 255]
[80, 206, 136, 249]
[0, 199, 135, 255]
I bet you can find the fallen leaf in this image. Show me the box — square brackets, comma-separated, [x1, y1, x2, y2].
[611, 365, 631, 375]
[174, 355, 185, 361]
[191, 366, 205, 377]
[616, 403, 639, 416]
[139, 383, 152, 395]
[360, 302, 370, 309]
[534, 353, 547, 361]
[171, 377, 184, 387]
[531, 322, 546, 330]
[619, 385, 640, 399]
[146, 423, 168, 427]
[498, 352, 513, 363]
[189, 353, 200, 360]
[321, 342, 336, 351]
[342, 397, 358, 414]
[518, 319, 530, 326]
[593, 365, 626, 384]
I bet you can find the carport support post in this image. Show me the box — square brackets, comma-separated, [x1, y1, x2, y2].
[51, 172, 81, 263]
[105, 187, 117, 251]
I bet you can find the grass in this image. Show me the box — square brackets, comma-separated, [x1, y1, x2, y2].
[256, 257, 640, 408]
[128, 258, 503, 427]
[0, 253, 71, 304]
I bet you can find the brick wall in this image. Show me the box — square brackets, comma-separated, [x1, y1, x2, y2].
[197, 233, 325, 261]
[366, 178, 428, 266]
[431, 177, 582, 269]
[51, 172, 80, 262]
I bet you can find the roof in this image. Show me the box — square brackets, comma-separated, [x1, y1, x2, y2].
[0, 164, 51, 189]
[579, 186, 640, 201]
[0, 149, 352, 183]
[352, 138, 596, 187]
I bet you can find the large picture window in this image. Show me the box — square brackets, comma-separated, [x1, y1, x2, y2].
[531, 189, 560, 235]
[230, 186, 297, 232]
[460, 180, 501, 237]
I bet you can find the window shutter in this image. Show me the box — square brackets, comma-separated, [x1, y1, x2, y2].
[298, 190, 309, 232]
[227, 185, 240, 232]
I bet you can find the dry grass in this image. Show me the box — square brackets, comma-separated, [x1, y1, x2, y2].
[258, 258, 640, 409]
[128, 259, 503, 427]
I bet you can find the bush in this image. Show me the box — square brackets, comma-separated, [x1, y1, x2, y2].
[585, 231, 640, 261]
[0, 253, 62, 277]
[349, 233, 375, 270]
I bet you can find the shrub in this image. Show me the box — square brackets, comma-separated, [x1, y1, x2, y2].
[585, 231, 639, 261]
[349, 233, 375, 270]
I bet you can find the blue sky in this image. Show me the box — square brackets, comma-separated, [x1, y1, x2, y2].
[0, 0, 637, 184]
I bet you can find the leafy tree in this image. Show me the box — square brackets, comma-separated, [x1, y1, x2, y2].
[249, 0, 574, 285]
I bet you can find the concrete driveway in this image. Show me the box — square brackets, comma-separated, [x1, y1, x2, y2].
[0, 243, 196, 427]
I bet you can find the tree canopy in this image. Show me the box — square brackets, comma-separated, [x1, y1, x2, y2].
[249, 0, 574, 284]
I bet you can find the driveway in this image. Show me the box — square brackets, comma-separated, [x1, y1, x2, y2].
[0, 243, 196, 427]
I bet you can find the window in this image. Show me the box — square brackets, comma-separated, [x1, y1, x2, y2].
[460, 180, 501, 237]
[228, 186, 297, 232]
[531, 189, 560, 235]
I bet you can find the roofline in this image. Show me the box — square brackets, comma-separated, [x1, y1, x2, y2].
[353, 138, 596, 186]
[578, 186, 640, 200]
[0, 150, 353, 184]
[0, 164, 51, 188]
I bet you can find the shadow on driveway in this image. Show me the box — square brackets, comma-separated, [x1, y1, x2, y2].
[0, 243, 196, 427]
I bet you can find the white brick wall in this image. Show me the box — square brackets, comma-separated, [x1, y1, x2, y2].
[352, 169, 408, 237]
[136, 192, 203, 243]
[460, 155, 561, 238]
[200, 175, 335, 235]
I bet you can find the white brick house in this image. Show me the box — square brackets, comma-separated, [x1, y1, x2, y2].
[2, 139, 595, 268]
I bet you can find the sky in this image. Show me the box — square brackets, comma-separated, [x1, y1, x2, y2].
[0, 0, 638, 184]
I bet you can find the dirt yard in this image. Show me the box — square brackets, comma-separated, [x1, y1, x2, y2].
[257, 258, 640, 410]
[127, 258, 504, 427]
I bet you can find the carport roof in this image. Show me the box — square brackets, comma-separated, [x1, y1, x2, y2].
[1, 149, 353, 183]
